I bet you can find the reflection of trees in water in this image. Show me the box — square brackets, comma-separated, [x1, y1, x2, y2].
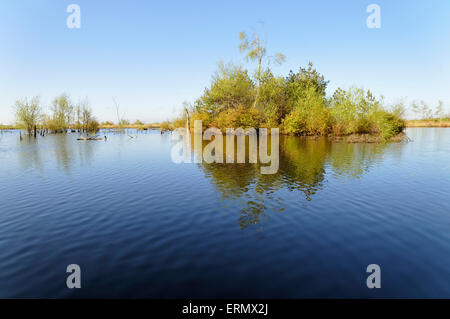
[327, 142, 387, 179]
[76, 136, 96, 167]
[54, 135, 73, 173]
[200, 162, 284, 230]
[54, 134, 98, 173]
[16, 134, 98, 174]
[198, 136, 392, 230]
[280, 137, 328, 201]
[17, 136, 43, 173]
[409, 127, 448, 153]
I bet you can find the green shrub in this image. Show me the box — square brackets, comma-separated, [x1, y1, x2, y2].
[172, 117, 186, 129]
[216, 105, 263, 131]
[257, 71, 289, 126]
[86, 119, 99, 133]
[199, 62, 255, 116]
[373, 110, 405, 141]
[189, 111, 213, 131]
[160, 121, 172, 131]
[283, 87, 331, 135]
[330, 87, 381, 135]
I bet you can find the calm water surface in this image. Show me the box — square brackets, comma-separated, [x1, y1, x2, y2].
[0, 128, 449, 298]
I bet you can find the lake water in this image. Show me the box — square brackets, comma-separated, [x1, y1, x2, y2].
[0, 128, 449, 298]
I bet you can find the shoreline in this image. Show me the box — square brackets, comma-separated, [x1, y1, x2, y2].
[1, 127, 410, 143]
[0, 124, 161, 131]
[99, 124, 161, 130]
[406, 120, 450, 128]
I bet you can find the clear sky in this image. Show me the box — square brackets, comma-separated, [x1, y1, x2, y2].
[1, 0, 449, 123]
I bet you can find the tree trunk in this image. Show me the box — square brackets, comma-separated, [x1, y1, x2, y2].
[184, 107, 190, 131]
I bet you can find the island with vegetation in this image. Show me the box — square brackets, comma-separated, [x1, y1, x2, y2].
[159, 31, 448, 142]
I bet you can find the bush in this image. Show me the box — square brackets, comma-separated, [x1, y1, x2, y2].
[258, 71, 289, 126]
[199, 62, 255, 117]
[216, 105, 263, 131]
[189, 112, 214, 131]
[283, 87, 331, 135]
[330, 87, 378, 135]
[160, 121, 172, 131]
[14, 97, 41, 135]
[172, 117, 186, 129]
[86, 119, 99, 133]
[285, 62, 329, 107]
[373, 110, 405, 141]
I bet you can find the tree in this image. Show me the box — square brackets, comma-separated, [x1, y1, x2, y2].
[391, 102, 406, 119]
[258, 70, 289, 126]
[419, 101, 432, 119]
[199, 62, 255, 117]
[113, 98, 126, 128]
[51, 93, 74, 131]
[284, 86, 331, 136]
[239, 30, 285, 86]
[119, 119, 130, 126]
[78, 98, 98, 132]
[434, 101, 444, 120]
[14, 96, 42, 136]
[74, 101, 82, 130]
[239, 28, 285, 108]
[285, 62, 328, 103]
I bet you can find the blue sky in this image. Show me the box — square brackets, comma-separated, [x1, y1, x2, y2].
[1, 0, 449, 123]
